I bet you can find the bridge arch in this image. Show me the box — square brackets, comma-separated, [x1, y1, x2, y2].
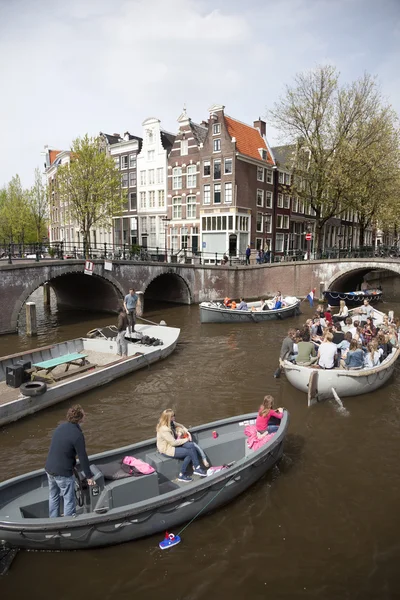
[326, 262, 400, 292]
[143, 272, 192, 304]
[13, 266, 125, 331]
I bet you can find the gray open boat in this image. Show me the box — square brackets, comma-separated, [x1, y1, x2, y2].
[0, 324, 180, 427]
[200, 297, 301, 323]
[0, 411, 289, 551]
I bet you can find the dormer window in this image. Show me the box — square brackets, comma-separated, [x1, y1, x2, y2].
[213, 123, 221, 135]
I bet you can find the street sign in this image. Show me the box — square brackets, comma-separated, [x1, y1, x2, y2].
[305, 233, 312, 241]
[84, 260, 94, 275]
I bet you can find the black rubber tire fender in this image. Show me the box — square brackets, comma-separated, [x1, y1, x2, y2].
[20, 381, 48, 397]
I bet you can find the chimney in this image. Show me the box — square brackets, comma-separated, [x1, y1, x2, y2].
[253, 118, 266, 137]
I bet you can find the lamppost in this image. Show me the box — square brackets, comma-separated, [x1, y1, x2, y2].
[161, 217, 171, 262]
[305, 221, 312, 261]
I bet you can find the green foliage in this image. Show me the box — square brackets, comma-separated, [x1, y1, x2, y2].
[56, 134, 124, 251]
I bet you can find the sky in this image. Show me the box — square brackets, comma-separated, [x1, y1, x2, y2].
[0, 0, 399, 188]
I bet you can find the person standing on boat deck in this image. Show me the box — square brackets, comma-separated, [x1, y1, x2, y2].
[360, 299, 373, 324]
[45, 405, 94, 518]
[116, 308, 129, 357]
[245, 245, 251, 265]
[156, 409, 207, 483]
[124, 288, 138, 335]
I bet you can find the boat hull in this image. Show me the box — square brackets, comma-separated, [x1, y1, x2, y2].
[323, 290, 382, 307]
[0, 412, 289, 550]
[282, 349, 399, 401]
[200, 300, 301, 323]
[0, 324, 180, 427]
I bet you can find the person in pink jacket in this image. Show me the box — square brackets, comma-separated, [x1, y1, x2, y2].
[256, 395, 283, 434]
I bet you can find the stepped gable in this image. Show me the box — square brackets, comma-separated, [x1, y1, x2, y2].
[161, 130, 176, 152]
[224, 116, 274, 165]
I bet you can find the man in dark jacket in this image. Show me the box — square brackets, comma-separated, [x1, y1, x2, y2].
[116, 307, 129, 357]
[45, 405, 94, 518]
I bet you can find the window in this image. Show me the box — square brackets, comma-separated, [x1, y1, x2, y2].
[213, 123, 221, 135]
[147, 150, 155, 161]
[157, 167, 164, 184]
[285, 173, 291, 185]
[298, 199, 304, 213]
[129, 171, 136, 187]
[257, 167, 264, 182]
[203, 184, 211, 204]
[172, 167, 182, 190]
[149, 191, 155, 208]
[129, 154, 136, 169]
[148, 169, 155, 185]
[121, 156, 128, 169]
[158, 190, 165, 208]
[266, 169, 272, 184]
[187, 165, 196, 188]
[257, 189, 264, 207]
[224, 158, 232, 174]
[213, 160, 221, 180]
[180, 139, 188, 156]
[140, 171, 146, 185]
[224, 182, 232, 204]
[283, 194, 290, 209]
[213, 139, 221, 152]
[265, 214, 272, 233]
[292, 196, 298, 212]
[129, 192, 137, 211]
[276, 214, 283, 228]
[283, 215, 289, 229]
[277, 193, 283, 208]
[187, 195, 196, 219]
[256, 213, 263, 233]
[278, 171, 284, 184]
[173, 197, 182, 219]
[114, 157, 120, 169]
[265, 191, 272, 208]
[275, 233, 284, 252]
[214, 184, 221, 204]
[171, 226, 179, 251]
[121, 173, 128, 188]
[140, 192, 146, 209]
[203, 161, 211, 176]
[146, 129, 154, 143]
[141, 216, 147, 233]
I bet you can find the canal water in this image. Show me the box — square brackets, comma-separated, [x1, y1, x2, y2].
[1, 289, 400, 599]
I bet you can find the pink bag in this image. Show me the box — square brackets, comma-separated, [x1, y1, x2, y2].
[122, 456, 155, 474]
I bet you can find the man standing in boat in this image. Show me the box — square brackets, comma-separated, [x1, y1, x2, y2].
[45, 405, 94, 518]
[124, 287, 139, 335]
[116, 307, 129, 357]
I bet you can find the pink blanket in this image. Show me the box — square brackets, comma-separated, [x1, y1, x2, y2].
[244, 425, 275, 450]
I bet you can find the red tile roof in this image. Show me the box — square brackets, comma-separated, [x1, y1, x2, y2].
[49, 150, 62, 165]
[224, 116, 274, 165]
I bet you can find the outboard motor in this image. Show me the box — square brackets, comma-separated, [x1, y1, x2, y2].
[75, 465, 105, 514]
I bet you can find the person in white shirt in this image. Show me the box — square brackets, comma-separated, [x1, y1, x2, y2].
[364, 342, 380, 368]
[333, 300, 349, 323]
[317, 332, 337, 369]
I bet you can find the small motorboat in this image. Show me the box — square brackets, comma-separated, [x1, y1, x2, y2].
[323, 289, 382, 307]
[0, 411, 289, 551]
[200, 297, 301, 324]
[281, 348, 399, 405]
[0, 323, 180, 427]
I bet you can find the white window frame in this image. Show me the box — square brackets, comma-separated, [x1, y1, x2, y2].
[213, 123, 221, 135]
[121, 155, 128, 169]
[129, 171, 136, 187]
[172, 167, 182, 190]
[292, 196, 299, 212]
[187, 165, 196, 188]
[140, 192, 146, 209]
[256, 212, 263, 233]
[224, 182, 232, 204]
[148, 169, 155, 185]
[276, 214, 283, 229]
[265, 214, 272, 234]
[172, 196, 182, 220]
[266, 169, 273, 184]
[129, 154, 136, 169]
[257, 166, 264, 182]
[213, 160, 221, 180]
[283, 194, 290, 209]
[275, 233, 284, 252]
[203, 161, 211, 177]
[157, 190, 165, 208]
[283, 215, 289, 229]
[277, 193, 283, 208]
[140, 171, 146, 186]
[214, 183, 221, 204]
[121, 173, 128, 188]
[186, 195, 196, 219]
[203, 184, 211, 205]
[278, 171, 284, 184]
[180, 139, 188, 156]
[285, 173, 291, 185]
[256, 189, 264, 207]
[213, 139, 221, 152]
[147, 150, 155, 161]
[157, 167, 164, 184]
[149, 190, 155, 208]
[265, 191, 273, 209]
[224, 158, 233, 174]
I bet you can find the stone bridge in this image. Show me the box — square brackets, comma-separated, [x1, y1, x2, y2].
[0, 257, 399, 334]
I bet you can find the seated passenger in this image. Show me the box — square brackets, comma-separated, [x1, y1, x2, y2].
[272, 291, 283, 309]
[343, 340, 365, 369]
[156, 409, 206, 482]
[223, 297, 232, 307]
[237, 298, 248, 310]
[324, 307, 333, 324]
[317, 332, 337, 369]
[256, 395, 283, 435]
[230, 300, 237, 309]
[376, 332, 393, 362]
[364, 342, 380, 368]
[333, 300, 349, 323]
[296, 329, 318, 365]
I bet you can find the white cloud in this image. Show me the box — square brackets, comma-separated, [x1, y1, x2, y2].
[0, 0, 399, 187]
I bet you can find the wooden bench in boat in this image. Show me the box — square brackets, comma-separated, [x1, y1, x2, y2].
[31, 353, 89, 382]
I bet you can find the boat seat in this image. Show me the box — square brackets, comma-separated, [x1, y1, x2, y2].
[145, 452, 181, 480]
[19, 488, 49, 519]
[196, 432, 246, 465]
[106, 471, 159, 509]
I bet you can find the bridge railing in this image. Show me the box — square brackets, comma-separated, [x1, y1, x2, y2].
[1, 241, 399, 266]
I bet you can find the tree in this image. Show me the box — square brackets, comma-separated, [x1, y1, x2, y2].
[0, 175, 34, 245]
[56, 135, 124, 252]
[269, 66, 398, 250]
[28, 168, 48, 243]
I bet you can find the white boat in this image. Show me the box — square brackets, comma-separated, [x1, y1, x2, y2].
[0, 324, 180, 427]
[200, 297, 301, 324]
[341, 306, 385, 333]
[281, 348, 400, 405]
